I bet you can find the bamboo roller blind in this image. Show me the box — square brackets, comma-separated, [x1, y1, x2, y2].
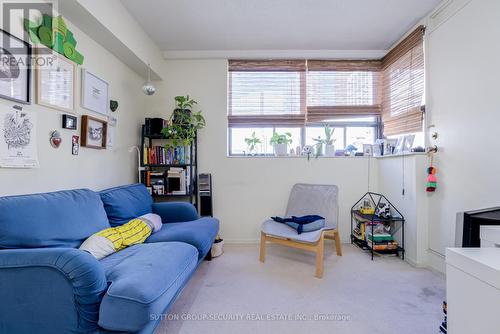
[228, 26, 425, 134]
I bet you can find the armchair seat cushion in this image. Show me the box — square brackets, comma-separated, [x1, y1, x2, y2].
[146, 217, 219, 259]
[261, 219, 324, 243]
[98, 242, 198, 332]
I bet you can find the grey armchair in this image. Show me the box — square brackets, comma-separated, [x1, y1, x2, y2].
[260, 183, 342, 278]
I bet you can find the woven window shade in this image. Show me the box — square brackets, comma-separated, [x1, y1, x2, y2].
[228, 59, 306, 72]
[306, 61, 382, 123]
[308, 60, 382, 72]
[228, 60, 306, 126]
[381, 26, 425, 136]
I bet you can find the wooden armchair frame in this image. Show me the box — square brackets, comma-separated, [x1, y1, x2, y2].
[259, 229, 342, 278]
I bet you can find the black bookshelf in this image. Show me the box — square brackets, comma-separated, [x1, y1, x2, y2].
[140, 124, 198, 209]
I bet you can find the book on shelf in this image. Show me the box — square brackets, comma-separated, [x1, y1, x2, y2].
[143, 143, 190, 165]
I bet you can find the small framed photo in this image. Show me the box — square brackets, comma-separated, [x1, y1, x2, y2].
[363, 144, 373, 156]
[0, 29, 31, 104]
[72, 135, 79, 155]
[81, 115, 107, 149]
[81, 69, 109, 116]
[62, 114, 77, 130]
[36, 50, 76, 112]
[394, 136, 405, 154]
[403, 134, 415, 152]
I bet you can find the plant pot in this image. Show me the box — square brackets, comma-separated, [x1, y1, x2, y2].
[274, 143, 288, 156]
[324, 144, 335, 157]
[173, 108, 191, 125]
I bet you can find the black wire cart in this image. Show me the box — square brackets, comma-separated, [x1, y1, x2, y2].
[350, 192, 405, 260]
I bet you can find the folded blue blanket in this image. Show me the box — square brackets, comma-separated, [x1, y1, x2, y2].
[271, 215, 325, 234]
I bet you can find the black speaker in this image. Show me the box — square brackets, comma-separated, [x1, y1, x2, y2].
[145, 118, 165, 135]
[199, 174, 213, 217]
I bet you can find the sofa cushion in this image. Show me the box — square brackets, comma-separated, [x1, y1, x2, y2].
[98, 242, 198, 332]
[146, 217, 219, 259]
[0, 189, 110, 249]
[99, 184, 153, 226]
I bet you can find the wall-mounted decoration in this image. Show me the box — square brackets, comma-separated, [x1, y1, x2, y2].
[0, 106, 38, 168]
[72, 135, 79, 155]
[49, 130, 61, 148]
[110, 100, 119, 112]
[81, 115, 107, 149]
[24, 15, 84, 65]
[36, 51, 75, 112]
[82, 69, 109, 117]
[0, 29, 31, 104]
[62, 114, 77, 130]
[107, 115, 117, 148]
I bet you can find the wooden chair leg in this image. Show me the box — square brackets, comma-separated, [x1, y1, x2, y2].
[259, 232, 266, 263]
[315, 234, 324, 278]
[334, 230, 343, 256]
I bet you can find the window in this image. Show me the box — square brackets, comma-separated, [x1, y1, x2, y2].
[381, 26, 425, 136]
[229, 126, 302, 156]
[230, 72, 302, 115]
[306, 127, 345, 149]
[307, 71, 376, 106]
[227, 44, 425, 156]
[229, 127, 274, 155]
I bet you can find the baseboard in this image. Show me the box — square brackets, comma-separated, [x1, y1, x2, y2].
[224, 239, 259, 245]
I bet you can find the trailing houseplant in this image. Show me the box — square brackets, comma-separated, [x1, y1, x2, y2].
[161, 95, 206, 149]
[270, 132, 292, 156]
[244, 132, 262, 156]
[313, 125, 336, 157]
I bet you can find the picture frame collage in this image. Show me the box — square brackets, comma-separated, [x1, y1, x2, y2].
[0, 26, 114, 156]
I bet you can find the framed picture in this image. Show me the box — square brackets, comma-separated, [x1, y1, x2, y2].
[72, 135, 79, 155]
[81, 69, 109, 116]
[62, 114, 77, 129]
[81, 115, 107, 149]
[394, 136, 405, 154]
[0, 29, 31, 104]
[363, 144, 373, 156]
[36, 50, 75, 112]
[403, 134, 415, 152]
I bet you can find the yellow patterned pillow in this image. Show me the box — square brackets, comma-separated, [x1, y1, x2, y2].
[79, 214, 161, 259]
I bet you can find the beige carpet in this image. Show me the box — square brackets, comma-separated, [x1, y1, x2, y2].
[155, 243, 445, 334]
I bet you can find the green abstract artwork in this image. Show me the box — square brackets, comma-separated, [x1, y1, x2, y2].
[24, 15, 84, 65]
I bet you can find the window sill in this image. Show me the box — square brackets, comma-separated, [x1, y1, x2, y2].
[226, 152, 427, 159]
[226, 155, 371, 159]
[373, 152, 427, 159]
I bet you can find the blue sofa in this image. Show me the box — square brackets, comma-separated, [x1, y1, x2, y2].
[0, 184, 219, 334]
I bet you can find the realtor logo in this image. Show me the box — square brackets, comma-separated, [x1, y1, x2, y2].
[1, 1, 57, 54]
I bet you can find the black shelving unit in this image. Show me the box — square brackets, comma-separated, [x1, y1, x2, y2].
[350, 192, 405, 260]
[140, 125, 198, 209]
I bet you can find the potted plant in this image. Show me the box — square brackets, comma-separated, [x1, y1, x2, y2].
[244, 132, 261, 156]
[161, 95, 206, 149]
[313, 125, 336, 157]
[172, 95, 197, 124]
[270, 132, 292, 156]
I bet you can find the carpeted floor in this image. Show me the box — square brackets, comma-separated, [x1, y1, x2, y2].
[155, 243, 445, 334]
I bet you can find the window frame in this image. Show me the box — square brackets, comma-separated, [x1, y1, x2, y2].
[228, 118, 380, 157]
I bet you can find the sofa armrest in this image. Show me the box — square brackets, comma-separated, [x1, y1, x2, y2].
[0, 248, 108, 333]
[152, 202, 199, 223]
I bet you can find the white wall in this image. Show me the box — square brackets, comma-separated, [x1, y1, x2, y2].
[377, 154, 429, 266]
[425, 0, 500, 266]
[147, 59, 379, 243]
[0, 17, 147, 196]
